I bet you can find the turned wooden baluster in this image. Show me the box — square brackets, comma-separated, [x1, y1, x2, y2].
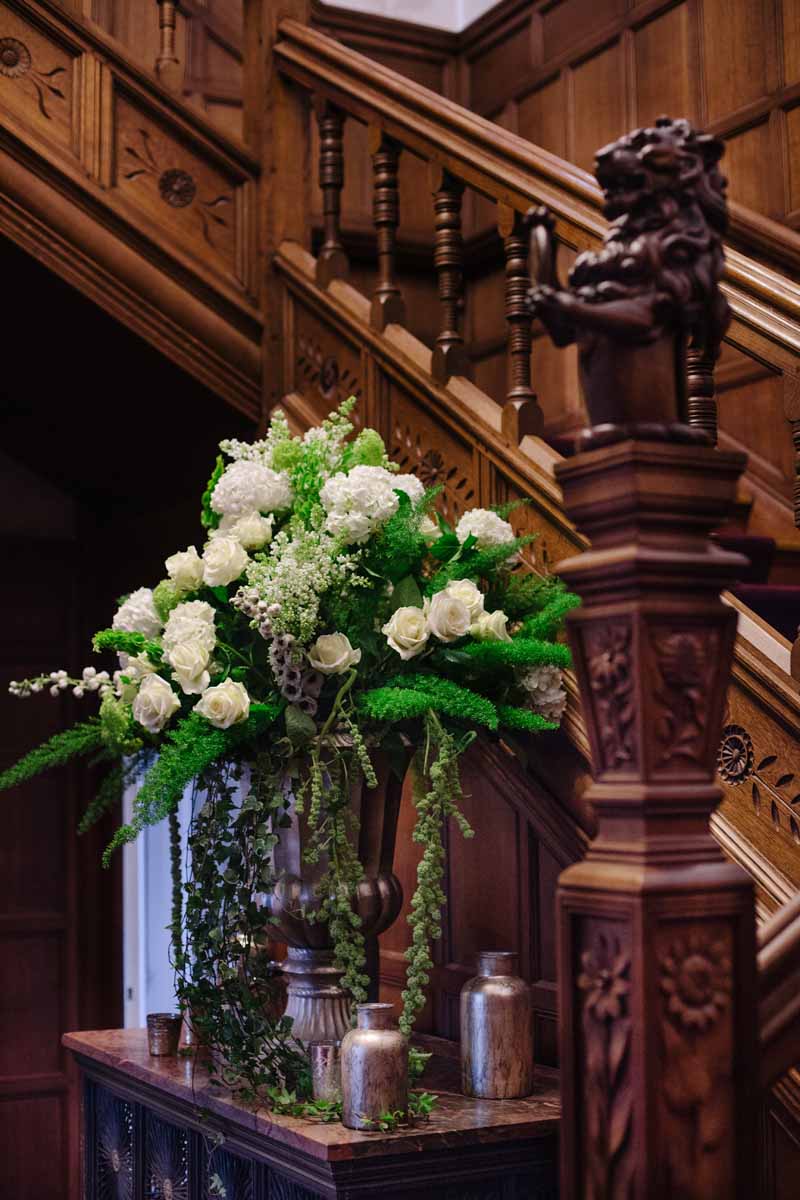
[497, 202, 543, 442]
[315, 98, 348, 288]
[430, 165, 469, 383]
[686, 335, 718, 444]
[155, 0, 181, 89]
[369, 127, 405, 331]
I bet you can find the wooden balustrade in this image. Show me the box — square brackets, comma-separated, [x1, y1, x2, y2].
[498, 202, 543, 442]
[369, 127, 404, 332]
[686, 337, 719, 446]
[155, 0, 181, 89]
[431, 165, 468, 383]
[315, 97, 348, 288]
[273, 16, 800, 487]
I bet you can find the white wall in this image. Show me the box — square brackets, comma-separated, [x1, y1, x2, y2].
[321, 0, 497, 32]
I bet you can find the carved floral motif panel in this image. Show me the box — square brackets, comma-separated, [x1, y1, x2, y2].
[578, 620, 637, 776]
[387, 384, 477, 524]
[655, 919, 735, 1198]
[573, 918, 634, 1199]
[291, 301, 364, 426]
[0, 7, 74, 151]
[647, 625, 721, 777]
[113, 93, 242, 283]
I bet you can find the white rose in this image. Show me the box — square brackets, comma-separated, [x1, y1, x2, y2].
[112, 587, 162, 638]
[455, 509, 516, 550]
[470, 609, 512, 642]
[217, 511, 273, 550]
[132, 674, 180, 734]
[114, 653, 158, 702]
[307, 632, 362, 675]
[444, 579, 485, 622]
[382, 607, 430, 660]
[163, 601, 216, 654]
[203, 537, 248, 587]
[425, 591, 471, 642]
[211, 460, 293, 517]
[194, 678, 250, 729]
[166, 639, 211, 696]
[420, 514, 439, 545]
[165, 547, 204, 593]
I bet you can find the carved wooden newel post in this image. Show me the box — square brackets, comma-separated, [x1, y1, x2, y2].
[527, 119, 758, 1198]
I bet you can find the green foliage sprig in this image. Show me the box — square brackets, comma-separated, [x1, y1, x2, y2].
[0, 721, 103, 793]
[400, 713, 474, 1035]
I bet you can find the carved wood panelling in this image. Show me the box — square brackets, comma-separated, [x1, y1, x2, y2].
[464, 0, 800, 231]
[572, 918, 634, 1197]
[656, 920, 736, 1197]
[717, 695, 800, 899]
[387, 385, 477, 525]
[0, 5, 75, 151]
[290, 297, 364, 426]
[113, 91, 250, 289]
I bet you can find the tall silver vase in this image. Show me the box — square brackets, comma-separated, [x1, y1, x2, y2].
[262, 753, 405, 1044]
[460, 950, 535, 1099]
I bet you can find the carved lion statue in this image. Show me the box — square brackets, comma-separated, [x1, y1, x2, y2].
[526, 117, 731, 445]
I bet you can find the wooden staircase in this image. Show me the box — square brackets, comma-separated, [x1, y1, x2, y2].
[0, 0, 261, 416]
[2, 0, 800, 1191]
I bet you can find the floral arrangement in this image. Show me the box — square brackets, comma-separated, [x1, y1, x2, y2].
[2, 399, 575, 1098]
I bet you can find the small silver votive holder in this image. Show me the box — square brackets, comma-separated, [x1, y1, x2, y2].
[147, 1012, 182, 1057]
[309, 1041, 341, 1103]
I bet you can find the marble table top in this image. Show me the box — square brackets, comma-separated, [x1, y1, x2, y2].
[64, 1027, 560, 1164]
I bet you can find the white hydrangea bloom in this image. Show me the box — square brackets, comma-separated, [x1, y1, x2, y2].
[112, 588, 163, 639]
[211, 460, 292, 517]
[162, 600, 216, 654]
[455, 509, 516, 550]
[320, 465, 399, 544]
[520, 664, 567, 721]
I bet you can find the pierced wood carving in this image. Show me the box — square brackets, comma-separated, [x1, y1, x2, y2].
[577, 927, 634, 1199]
[583, 622, 636, 772]
[294, 312, 363, 421]
[389, 391, 476, 523]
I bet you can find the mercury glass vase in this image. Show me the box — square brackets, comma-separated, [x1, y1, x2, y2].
[460, 950, 534, 1099]
[340, 1003, 408, 1130]
[261, 753, 406, 1044]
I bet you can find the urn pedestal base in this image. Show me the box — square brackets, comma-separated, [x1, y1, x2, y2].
[280, 947, 351, 1044]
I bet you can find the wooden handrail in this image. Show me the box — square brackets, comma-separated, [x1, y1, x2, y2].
[275, 18, 800, 373]
[759, 891, 800, 1090]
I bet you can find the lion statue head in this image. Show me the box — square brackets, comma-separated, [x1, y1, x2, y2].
[568, 117, 730, 354]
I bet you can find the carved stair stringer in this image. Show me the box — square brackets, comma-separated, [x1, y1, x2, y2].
[758, 892, 800, 1090]
[0, 0, 262, 417]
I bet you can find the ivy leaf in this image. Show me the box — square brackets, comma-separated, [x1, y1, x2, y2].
[285, 704, 317, 748]
[390, 574, 424, 613]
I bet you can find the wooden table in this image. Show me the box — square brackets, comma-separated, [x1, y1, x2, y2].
[64, 1028, 560, 1198]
